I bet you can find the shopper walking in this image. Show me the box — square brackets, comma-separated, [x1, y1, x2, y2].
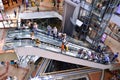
[52, 0, 56, 7]
[57, 0, 60, 9]
[111, 52, 119, 62]
[14, 10, 17, 18]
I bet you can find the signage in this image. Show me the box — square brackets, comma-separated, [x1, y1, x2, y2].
[76, 19, 83, 27]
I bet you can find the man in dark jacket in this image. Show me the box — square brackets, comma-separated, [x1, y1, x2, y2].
[111, 52, 119, 62]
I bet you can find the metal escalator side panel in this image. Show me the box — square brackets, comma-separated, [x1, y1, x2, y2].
[15, 47, 112, 69]
[35, 58, 51, 76]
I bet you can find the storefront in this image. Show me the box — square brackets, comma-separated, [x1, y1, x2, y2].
[107, 22, 120, 42]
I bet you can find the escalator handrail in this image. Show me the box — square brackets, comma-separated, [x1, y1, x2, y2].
[40, 67, 100, 76]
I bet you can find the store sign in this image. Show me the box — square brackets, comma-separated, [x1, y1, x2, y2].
[76, 19, 83, 27]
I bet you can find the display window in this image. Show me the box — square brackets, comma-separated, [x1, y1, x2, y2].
[108, 22, 120, 41]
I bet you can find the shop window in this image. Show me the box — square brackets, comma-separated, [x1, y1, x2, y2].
[78, 8, 90, 20]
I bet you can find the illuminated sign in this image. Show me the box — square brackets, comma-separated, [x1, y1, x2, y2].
[76, 19, 83, 27]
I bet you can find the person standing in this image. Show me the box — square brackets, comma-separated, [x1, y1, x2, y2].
[47, 25, 52, 36]
[33, 22, 38, 34]
[53, 27, 57, 39]
[104, 55, 110, 64]
[30, 31, 35, 43]
[64, 42, 69, 52]
[57, 0, 60, 9]
[6, 76, 12, 80]
[14, 10, 17, 18]
[18, 5, 21, 12]
[111, 52, 119, 62]
[52, 0, 56, 7]
[22, 0, 24, 4]
[14, 0, 18, 3]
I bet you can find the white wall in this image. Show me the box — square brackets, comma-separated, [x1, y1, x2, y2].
[110, 14, 120, 27]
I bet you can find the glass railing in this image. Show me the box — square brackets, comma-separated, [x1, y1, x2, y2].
[3, 29, 113, 65]
[6, 29, 91, 52]
[21, 0, 63, 14]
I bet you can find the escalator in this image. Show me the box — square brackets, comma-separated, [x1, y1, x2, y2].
[14, 44, 112, 69]
[3, 29, 116, 69]
[39, 68, 101, 80]
[45, 60, 84, 73]
[35, 58, 51, 76]
[31, 58, 101, 80]
[35, 59, 98, 80]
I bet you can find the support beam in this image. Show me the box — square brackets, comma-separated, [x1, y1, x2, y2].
[101, 69, 105, 80]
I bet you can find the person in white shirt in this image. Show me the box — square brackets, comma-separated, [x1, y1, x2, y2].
[53, 27, 57, 39]
[47, 25, 52, 36]
[33, 22, 38, 34]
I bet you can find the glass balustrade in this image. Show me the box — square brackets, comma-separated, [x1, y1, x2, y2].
[3, 29, 112, 65]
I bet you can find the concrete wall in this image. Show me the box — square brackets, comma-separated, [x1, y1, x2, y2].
[110, 14, 120, 27]
[62, 0, 76, 36]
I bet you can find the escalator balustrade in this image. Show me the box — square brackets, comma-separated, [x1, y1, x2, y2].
[3, 28, 114, 66]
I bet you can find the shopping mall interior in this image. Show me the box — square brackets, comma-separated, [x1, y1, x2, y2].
[0, 0, 120, 80]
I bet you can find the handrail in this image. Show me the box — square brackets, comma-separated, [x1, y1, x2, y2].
[19, 11, 62, 20]
[5, 30, 91, 50]
[40, 67, 90, 76]
[36, 58, 51, 76]
[40, 67, 101, 77]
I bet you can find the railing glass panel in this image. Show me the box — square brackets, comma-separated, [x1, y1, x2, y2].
[4, 29, 113, 65]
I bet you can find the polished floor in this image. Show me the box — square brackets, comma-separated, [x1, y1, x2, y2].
[0, 64, 28, 80]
